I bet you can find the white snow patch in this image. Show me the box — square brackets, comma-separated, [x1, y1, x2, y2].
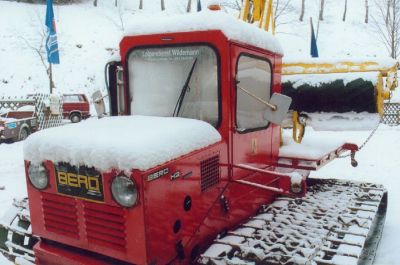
[15, 105, 35, 112]
[280, 129, 346, 160]
[0, 254, 11, 265]
[288, 172, 303, 184]
[0, 117, 17, 123]
[202, 243, 232, 257]
[220, 235, 245, 244]
[15, 257, 34, 265]
[206, 0, 224, 6]
[125, 10, 283, 55]
[271, 200, 289, 208]
[0, 143, 27, 220]
[23, 116, 221, 172]
[307, 112, 380, 131]
[330, 255, 358, 265]
[282, 71, 379, 88]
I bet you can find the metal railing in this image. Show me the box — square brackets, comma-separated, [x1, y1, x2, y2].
[0, 94, 63, 130]
[383, 103, 400, 125]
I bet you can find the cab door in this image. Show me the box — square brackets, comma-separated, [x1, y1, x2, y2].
[230, 44, 275, 179]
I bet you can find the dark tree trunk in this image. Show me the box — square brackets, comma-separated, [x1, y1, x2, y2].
[93, 0, 97, 7]
[187, 0, 192, 12]
[386, 0, 391, 25]
[319, 0, 325, 21]
[139, 0, 143, 10]
[299, 0, 305, 21]
[161, 0, 165, 11]
[343, 0, 347, 21]
[391, 0, 397, 58]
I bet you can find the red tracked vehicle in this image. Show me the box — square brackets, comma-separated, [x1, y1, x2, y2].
[1, 7, 389, 265]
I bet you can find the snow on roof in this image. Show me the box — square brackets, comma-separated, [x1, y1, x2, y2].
[16, 105, 35, 112]
[282, 71, 379, 88]
[125, 10, 283, 55]
[108, 51, 121, 63]
[0, 117, 16, 123]
[23, 116, 221, 172]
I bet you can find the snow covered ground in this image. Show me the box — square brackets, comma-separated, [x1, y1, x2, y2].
[1, 0, 400, 264]
[0, 142, 26, 219]
[0, 125, 399, 264]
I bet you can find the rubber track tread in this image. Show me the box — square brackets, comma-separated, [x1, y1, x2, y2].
[199, 179, 387, 265]
[0, 198, 36, 264]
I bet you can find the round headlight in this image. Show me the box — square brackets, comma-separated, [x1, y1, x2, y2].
[111, 175, 138, 207]
[28, 163, 49, 190]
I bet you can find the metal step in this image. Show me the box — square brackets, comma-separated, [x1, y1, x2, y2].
[199, 178, 387, 265]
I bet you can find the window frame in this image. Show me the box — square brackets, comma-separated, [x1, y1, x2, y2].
[125, 43, 222, 129]
[235, 52, 274, 134]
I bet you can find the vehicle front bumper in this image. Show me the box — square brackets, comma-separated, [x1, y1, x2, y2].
[34, 240, 132, 265]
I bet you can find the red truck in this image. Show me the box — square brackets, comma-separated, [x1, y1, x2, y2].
[0, 105, 37, 142]
[62, 94, 90, 123]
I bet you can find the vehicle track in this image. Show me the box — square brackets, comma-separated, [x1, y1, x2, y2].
[199, 179, 387, 265]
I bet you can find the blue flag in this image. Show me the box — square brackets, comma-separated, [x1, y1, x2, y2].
[310, 19, 319, 58]
[45, 0, 60, 64]
[197, 0, 202, 12]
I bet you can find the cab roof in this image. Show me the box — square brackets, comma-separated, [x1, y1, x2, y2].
[125, 10, 283, 55]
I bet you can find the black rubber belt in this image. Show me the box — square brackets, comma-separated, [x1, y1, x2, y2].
[282, 78, 376, 113]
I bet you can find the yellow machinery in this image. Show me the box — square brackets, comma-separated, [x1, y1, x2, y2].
[240, 0, 398, 143]
[240, 0, 275, 33]
[283, 58, 397, 142]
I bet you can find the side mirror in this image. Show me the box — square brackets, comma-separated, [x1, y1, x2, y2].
[263, 93, 292, 125]
[236, 84, 291, 126]
[92, 90, 106, 118]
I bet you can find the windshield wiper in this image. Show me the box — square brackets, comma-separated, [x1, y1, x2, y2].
[173, 58, 198, 117]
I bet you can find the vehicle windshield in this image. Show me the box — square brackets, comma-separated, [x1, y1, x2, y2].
[128, 45, 219, 127]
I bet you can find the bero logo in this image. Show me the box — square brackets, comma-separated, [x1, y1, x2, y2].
[57, 171, 100, 192]
[147, 168, 169, 182]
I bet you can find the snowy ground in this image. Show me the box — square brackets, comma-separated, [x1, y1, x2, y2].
[0, 142, 26, 219]
[0, 125, 399, 264]
[1, 0, 400, 264]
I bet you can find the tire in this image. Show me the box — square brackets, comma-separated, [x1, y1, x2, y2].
[70, 113, 81, 123]
[18, 127, 29, 141]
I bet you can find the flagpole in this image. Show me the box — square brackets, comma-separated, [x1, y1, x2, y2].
[49, 63, 53, 94]
[45, 0, 59, 95]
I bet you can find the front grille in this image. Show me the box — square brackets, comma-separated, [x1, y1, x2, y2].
[200, 155, 220, 192]
[83, 202, 127, 252]
[41, 193, 79, 239]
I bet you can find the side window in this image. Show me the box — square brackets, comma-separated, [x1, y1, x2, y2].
[63, 95, 81, 103]
[236, 55, 272, 132]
